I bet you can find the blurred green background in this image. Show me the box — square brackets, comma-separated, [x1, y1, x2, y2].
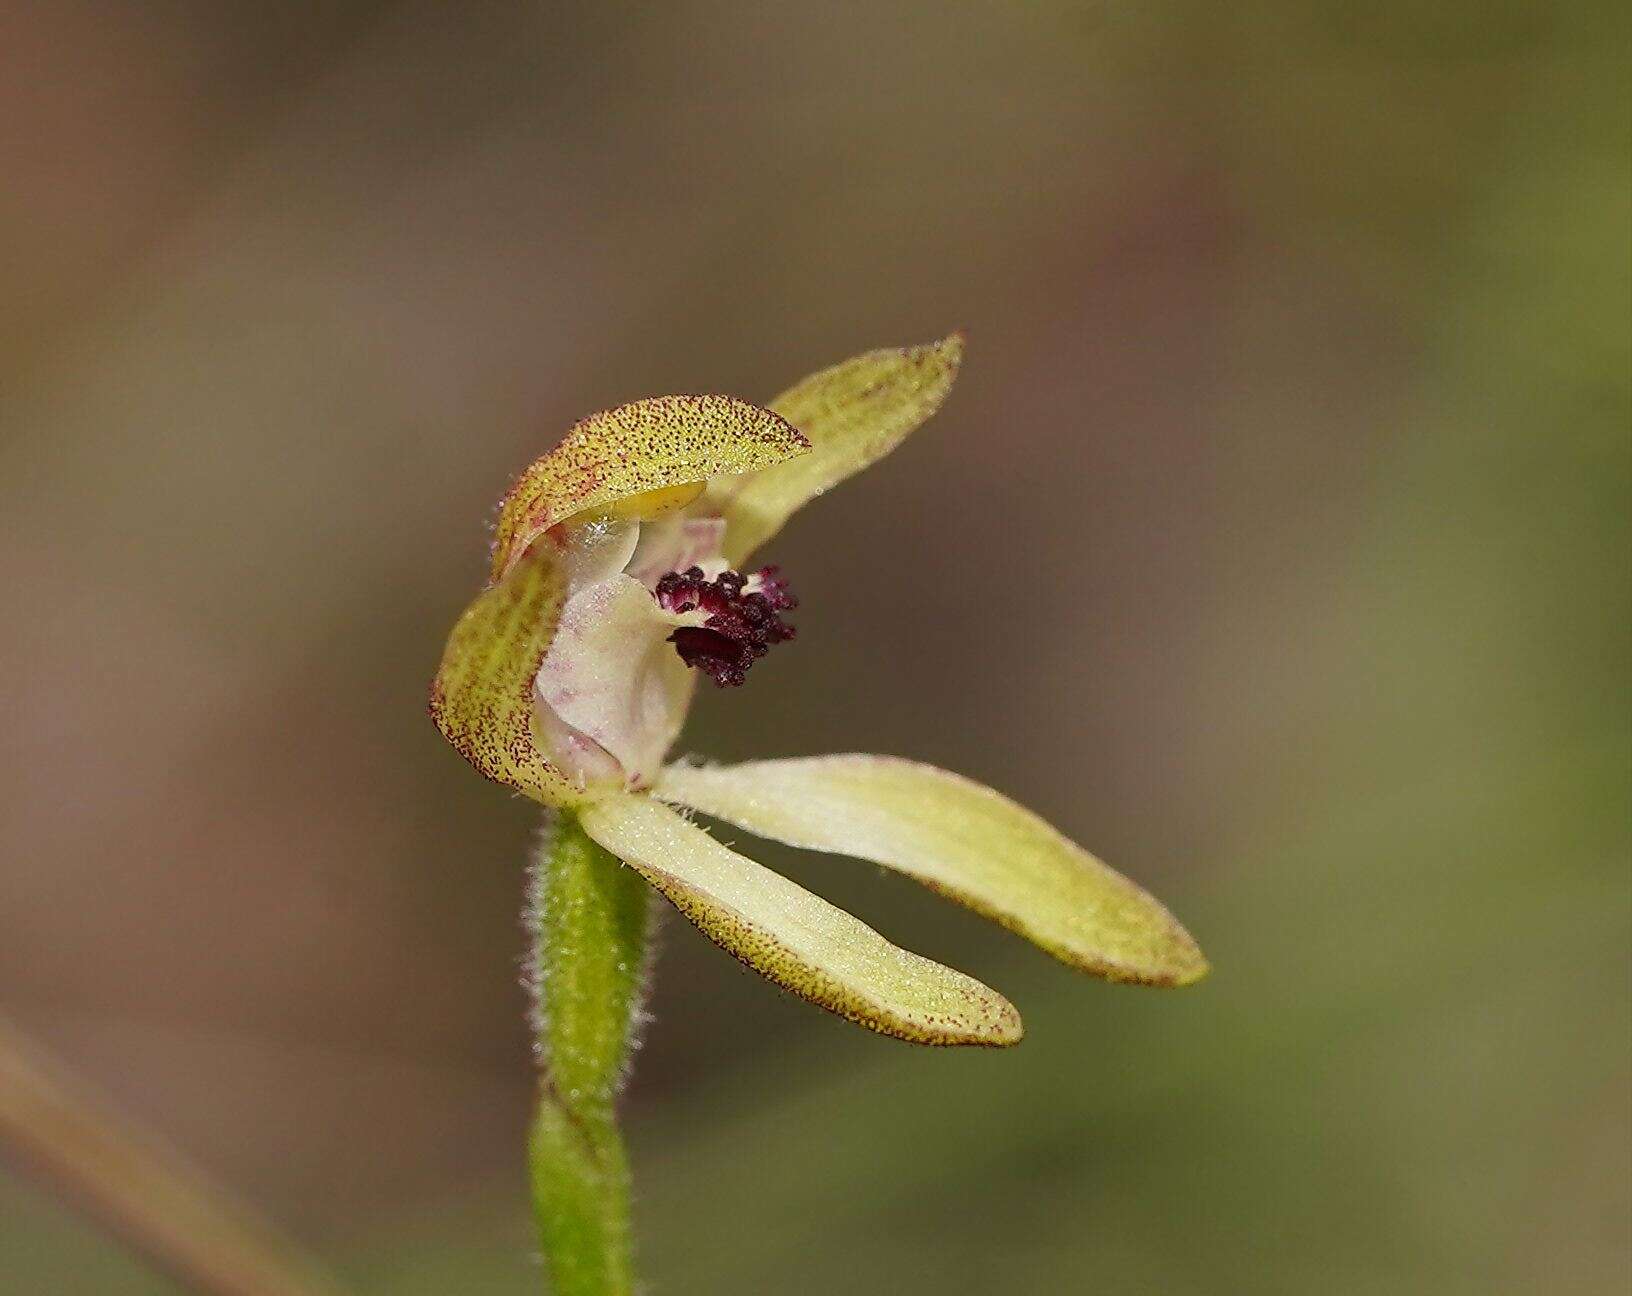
[1, 2, 1627, 1292]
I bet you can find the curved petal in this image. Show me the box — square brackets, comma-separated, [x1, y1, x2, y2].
[577, 795, 1022, 1046]
[655, 755, 1209, 987]
[710, 334, 965, 565]
[428, 544, 579, 806]
[535, 575, 695, 789]
[491, 397, 809, 582]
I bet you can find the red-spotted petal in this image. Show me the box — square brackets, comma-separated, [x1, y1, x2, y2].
[578, 795, 1023, 1046]
[428, 544, 581, 806]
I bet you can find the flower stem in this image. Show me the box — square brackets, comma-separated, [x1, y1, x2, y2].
[0, 1013, 343, 1296]
[526, 811, 652, 1296]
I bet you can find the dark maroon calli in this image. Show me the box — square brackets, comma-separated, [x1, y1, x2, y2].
[655, 565, 797, 687]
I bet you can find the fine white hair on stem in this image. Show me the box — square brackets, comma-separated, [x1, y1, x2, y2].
[522, 809, 660, 1092]
[520, 810, 561, 1060]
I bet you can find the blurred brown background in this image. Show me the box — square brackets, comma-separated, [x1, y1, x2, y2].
[1, 2, 1627, 1292]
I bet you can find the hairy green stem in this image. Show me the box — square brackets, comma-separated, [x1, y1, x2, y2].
[526, 811, 652, 1296]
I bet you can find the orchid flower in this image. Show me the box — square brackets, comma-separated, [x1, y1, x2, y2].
[429, 336, 1207, 1295]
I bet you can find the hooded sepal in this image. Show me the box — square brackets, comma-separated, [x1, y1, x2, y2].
[491, 396, 808, 583]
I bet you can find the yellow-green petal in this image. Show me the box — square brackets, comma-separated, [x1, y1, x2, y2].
[576, 795, 1022, 1046]
[711, 334, 965, 565]
[491, 396, 810, 582]
[428, 543, 579, 806]
[656, 755, 1209, 987]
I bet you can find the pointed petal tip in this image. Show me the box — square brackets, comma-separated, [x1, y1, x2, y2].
[577, 795, 1027, 1049]
[984, 998, 1025, 1048]
[1085, 930, 1210, 988]
[1134, 915, 1210, 988]
[842, 980, 1023, 1048]
[718, 338, 968, 562]
[656, 754, 1212, 994]
[1170, 943, 1211, 987]
[890, 979, 1024, 1048]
